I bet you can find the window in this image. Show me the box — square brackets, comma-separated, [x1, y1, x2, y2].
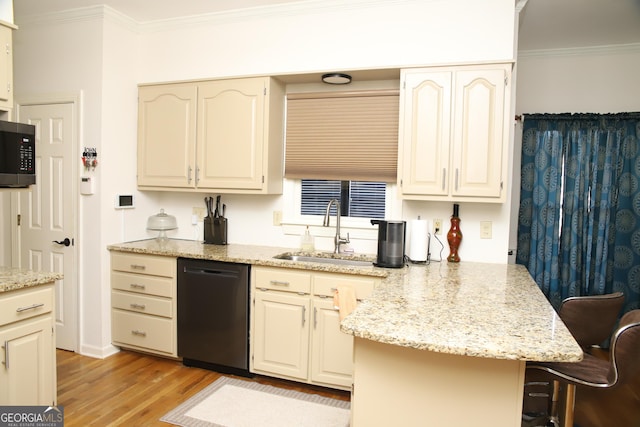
[301, 180, 386, 219]
[284, 88, 399, 224]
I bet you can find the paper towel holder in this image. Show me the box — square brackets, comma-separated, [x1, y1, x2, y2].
[408, 217, 431, 264]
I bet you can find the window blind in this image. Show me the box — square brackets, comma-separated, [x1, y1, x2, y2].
[285, 90, 399, 182]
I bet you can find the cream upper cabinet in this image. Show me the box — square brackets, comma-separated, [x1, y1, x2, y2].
[0, 23, 14, 111]
[137, 83, 198, 188]
[137, 76, 285, 194]
[398, 64, 511, 202]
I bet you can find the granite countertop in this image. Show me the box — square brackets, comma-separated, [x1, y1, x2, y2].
[108, 239, 582, 363]
[107, 238, 386, 277]
[0, 267, 63, 293]
[341, 262, 583, 362]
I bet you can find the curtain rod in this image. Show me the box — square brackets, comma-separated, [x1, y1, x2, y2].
[517, 112, 640, 121]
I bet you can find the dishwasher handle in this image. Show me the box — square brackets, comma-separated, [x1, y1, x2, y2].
[182, 266, 240, 279]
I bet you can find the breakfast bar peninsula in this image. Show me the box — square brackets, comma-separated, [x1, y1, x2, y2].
[340, 262, 582, 427]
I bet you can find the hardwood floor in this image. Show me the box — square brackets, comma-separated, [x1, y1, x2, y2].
[572, 350, 640, 427]
[56, 349, 349, 426]
[57, 349, 639, 426]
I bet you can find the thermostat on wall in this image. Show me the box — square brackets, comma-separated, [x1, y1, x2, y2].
[115, 194, 134, 209]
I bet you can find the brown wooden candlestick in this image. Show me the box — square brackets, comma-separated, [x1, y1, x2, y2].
[447, 204, 462, 262]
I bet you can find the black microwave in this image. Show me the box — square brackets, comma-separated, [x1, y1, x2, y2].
[0, 120, 36, 188]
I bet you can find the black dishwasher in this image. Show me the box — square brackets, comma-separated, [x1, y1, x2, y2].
[177, 258, 251, 376]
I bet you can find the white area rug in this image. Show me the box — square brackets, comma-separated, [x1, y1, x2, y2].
[160, 376, 351, 427]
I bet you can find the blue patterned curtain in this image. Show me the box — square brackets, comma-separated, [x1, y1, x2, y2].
[517, 113, 640, 315]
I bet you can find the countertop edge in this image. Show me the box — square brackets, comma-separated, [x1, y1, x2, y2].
[107, 239, 583, 363]
[0, 269, 63, 293]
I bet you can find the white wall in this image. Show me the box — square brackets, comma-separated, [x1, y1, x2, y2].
[516, 46, 640, 114]
[12, 0, 517, 357]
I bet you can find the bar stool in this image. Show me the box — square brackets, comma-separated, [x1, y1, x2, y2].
[527, 309, 640, 427]
[557, 292, 625, 351]
[522, 292, 624, 426]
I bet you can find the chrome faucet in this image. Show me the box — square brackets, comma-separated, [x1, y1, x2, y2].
[323, 199, 350, 254]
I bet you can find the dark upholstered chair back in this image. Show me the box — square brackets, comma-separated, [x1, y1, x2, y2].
[608, 309, 640, 388]
[558, 292, 625, 349]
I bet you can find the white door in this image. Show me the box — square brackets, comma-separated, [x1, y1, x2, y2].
[17, 102, 77, 352]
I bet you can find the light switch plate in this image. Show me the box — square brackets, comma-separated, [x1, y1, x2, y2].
[273, 210, 282, 226]
[480, 221, 492, 239]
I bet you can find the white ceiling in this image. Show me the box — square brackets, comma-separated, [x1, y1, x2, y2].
[13, 0, 640, 52]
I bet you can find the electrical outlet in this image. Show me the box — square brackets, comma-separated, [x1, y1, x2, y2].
[273, 210, 282, 226]
[192, 207, 205, 221]
[434, 219, 442, 235]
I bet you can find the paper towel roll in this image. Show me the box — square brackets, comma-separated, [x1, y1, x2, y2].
[408, 219, 429, 262]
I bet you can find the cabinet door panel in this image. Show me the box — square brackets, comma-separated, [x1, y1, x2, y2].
[197, 78, 265, 189]
[399, 71, 452, 196]
[0, 25, 11, 105]
[310, 298, 354, 388]
[452, 68, 506, 198]
[137, 84, 197, 188]
[0, 317, 54, 405]
[252, 291, 309, 380]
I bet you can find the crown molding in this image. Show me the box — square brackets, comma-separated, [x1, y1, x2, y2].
[16, 5, 138, 32]
[138, 0, 418, 33]
[15, 0, 418, 33]
[518, 42, 640, 59]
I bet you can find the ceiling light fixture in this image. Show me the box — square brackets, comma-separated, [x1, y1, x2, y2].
[321, 73, 352, 85]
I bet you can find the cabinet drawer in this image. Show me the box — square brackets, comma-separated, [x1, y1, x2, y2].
[111, 252, 176, 278]
[111, 271, 173, 298]
[111, 290, 172, 318]
[254, 267, 311, 294]
[313, 274, 376, 300]
[112, 309, 174, 354]
[0, 286, 54, 327]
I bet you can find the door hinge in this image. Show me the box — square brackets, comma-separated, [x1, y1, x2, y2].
[16, 214, 20, 226]
[264, 87, 266, 96]
[262, 176, 265, 184]
[504, 76, 508, 86]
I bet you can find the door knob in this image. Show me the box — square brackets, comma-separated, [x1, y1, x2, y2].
[53, 238, 72, 247]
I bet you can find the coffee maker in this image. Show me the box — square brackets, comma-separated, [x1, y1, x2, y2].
[370, 220, 406, 268]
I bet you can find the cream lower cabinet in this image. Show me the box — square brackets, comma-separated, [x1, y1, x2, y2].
[110, 252, 178, 358]
[251, 266, 378, 390]
[0, 285, 56, 406]
[398, 64, 512, 202]
[137, 76, 284, 194]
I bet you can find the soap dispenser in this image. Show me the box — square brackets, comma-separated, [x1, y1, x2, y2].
[300, 226, 315, 252]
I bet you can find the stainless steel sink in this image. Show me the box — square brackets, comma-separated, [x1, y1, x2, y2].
[273, 253, 374, 267]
